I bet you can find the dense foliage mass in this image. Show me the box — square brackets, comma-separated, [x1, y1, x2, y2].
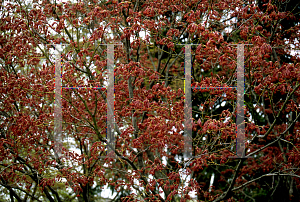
[0, 0, 300, 201]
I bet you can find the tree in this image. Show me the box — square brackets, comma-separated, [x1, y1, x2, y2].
[0, 0, 300, 201]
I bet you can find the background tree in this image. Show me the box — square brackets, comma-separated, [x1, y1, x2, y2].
[0, 0, 300, 201]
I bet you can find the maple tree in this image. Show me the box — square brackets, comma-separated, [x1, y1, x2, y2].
[0, 0, 300, 201]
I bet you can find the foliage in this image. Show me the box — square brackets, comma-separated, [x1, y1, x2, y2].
[0, 0, 300, 201]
